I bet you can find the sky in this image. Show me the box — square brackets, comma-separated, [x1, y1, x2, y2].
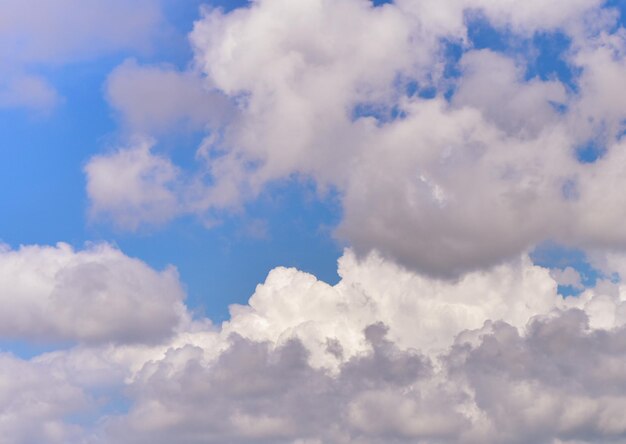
[3, 0, 626, 443]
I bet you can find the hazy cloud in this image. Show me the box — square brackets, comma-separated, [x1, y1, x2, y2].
[106, 59, 233, 134]
[0, 0, 168, 112]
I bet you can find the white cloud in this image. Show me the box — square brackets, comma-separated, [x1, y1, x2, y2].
[0, 246, 625, 443]
[453, 49, 567, 136]
[177, 0, 626, 276]
[0, 242, 189, 344]
[0, 0, 163, 65]
[85, 138, 182, 230]
[222, 250, 563, 368]
[91, 248, 626, 443]
[465, 0, 603, 32]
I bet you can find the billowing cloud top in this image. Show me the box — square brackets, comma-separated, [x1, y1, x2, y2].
[7, 246, 626, 443]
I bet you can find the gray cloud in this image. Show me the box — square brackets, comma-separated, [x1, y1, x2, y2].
[94, 311, 626, 444]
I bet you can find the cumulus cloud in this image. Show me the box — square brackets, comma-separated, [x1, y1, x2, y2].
[89, 249, 626, 443]
[222, 250, 563, 368]
[551, 266, 584, 290]
[81, 0, 626, 276]
[452, 50, 567, 136]
[1, 247, 625, 443]
[185, 0, 613, 276]
[0, 248, 626, 444]
[85, 138, 183, 230]
[0, 242, 189, 344]
[98, 313, 626, 444]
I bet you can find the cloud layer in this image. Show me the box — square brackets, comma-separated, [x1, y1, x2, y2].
[1, 247, 626, 443]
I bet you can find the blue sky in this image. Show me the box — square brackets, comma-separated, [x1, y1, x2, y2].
[3, 1, 626, 442]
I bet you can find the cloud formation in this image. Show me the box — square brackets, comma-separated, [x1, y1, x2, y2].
[85, 139, 182, 229]
[82, 0, 626, 276]
[0, 242, 188, 343]
[8, 1, 626, 443]
[1, 247, 625, 443]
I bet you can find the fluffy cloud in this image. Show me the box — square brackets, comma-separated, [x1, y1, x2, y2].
[85, 139, 182, 229]
[1, 247, 626, 443]
[551, 267, 585, 292]
[83, 0, 626, 276]
[452, 50, 567, 136]
[90, 248, 626, 443]
[0, 242, 189, 344]
[222, 250, 563, 368]
[187, 0, 623, 276]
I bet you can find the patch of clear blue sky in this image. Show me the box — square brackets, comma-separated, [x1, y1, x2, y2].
[577, 139, 608, 163]
[531, 242, 604, 297]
